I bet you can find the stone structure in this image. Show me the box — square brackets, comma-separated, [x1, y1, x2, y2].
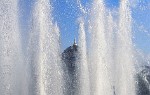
[62, 39, 79, 95]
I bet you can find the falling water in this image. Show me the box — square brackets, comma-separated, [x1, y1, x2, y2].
[114, 0, 136, 95]
[78, 18, 90, 95]
[0, 0, 25, 95]
[0, 0, 140, 95]
[27, 0, 63, 95]
[106, 12, 116, 94]
[88, 0, 114, 95]
[86, 0, 136, 95]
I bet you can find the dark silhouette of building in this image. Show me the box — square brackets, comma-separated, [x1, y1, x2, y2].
[62, 39, 79, 95]
[62, 39, 78, 72]
[136, 66, 150, 95]
[62, 39, 150, 95]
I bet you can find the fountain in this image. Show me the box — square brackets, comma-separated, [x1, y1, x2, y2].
[114, 0, 136, 95]
[77, 0, 136, 95]
[27, 0, 63, 95]
[0, 0, 26, 95]
[0, 0, 147, 95]
[78, 18, 90, 95]
[88, 0, 114, 95]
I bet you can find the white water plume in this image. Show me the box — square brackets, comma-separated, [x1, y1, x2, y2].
[106, 12, 116, 93]
[78, 18, 90, 95]
[27, 0, 63, 95]
[88, 0, 114, 95]
[114, 0, 136, 95]
[0, 0, 25, 95]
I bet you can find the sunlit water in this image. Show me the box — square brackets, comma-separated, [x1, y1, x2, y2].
[0, 0, 26, 95]
[0, 0, 148, 95]
[79, 0, 136, 95]
[27, 0, 63, 95]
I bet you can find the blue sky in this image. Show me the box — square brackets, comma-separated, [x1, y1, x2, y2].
[52, 0, 119, 50]
[131, 0, 150, 54]
[19, 0, 150, 54]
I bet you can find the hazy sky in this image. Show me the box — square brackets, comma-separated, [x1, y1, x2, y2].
[19, 0, 150, 54]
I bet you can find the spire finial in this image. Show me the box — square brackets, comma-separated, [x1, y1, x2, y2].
[73, 38, 77, 46]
